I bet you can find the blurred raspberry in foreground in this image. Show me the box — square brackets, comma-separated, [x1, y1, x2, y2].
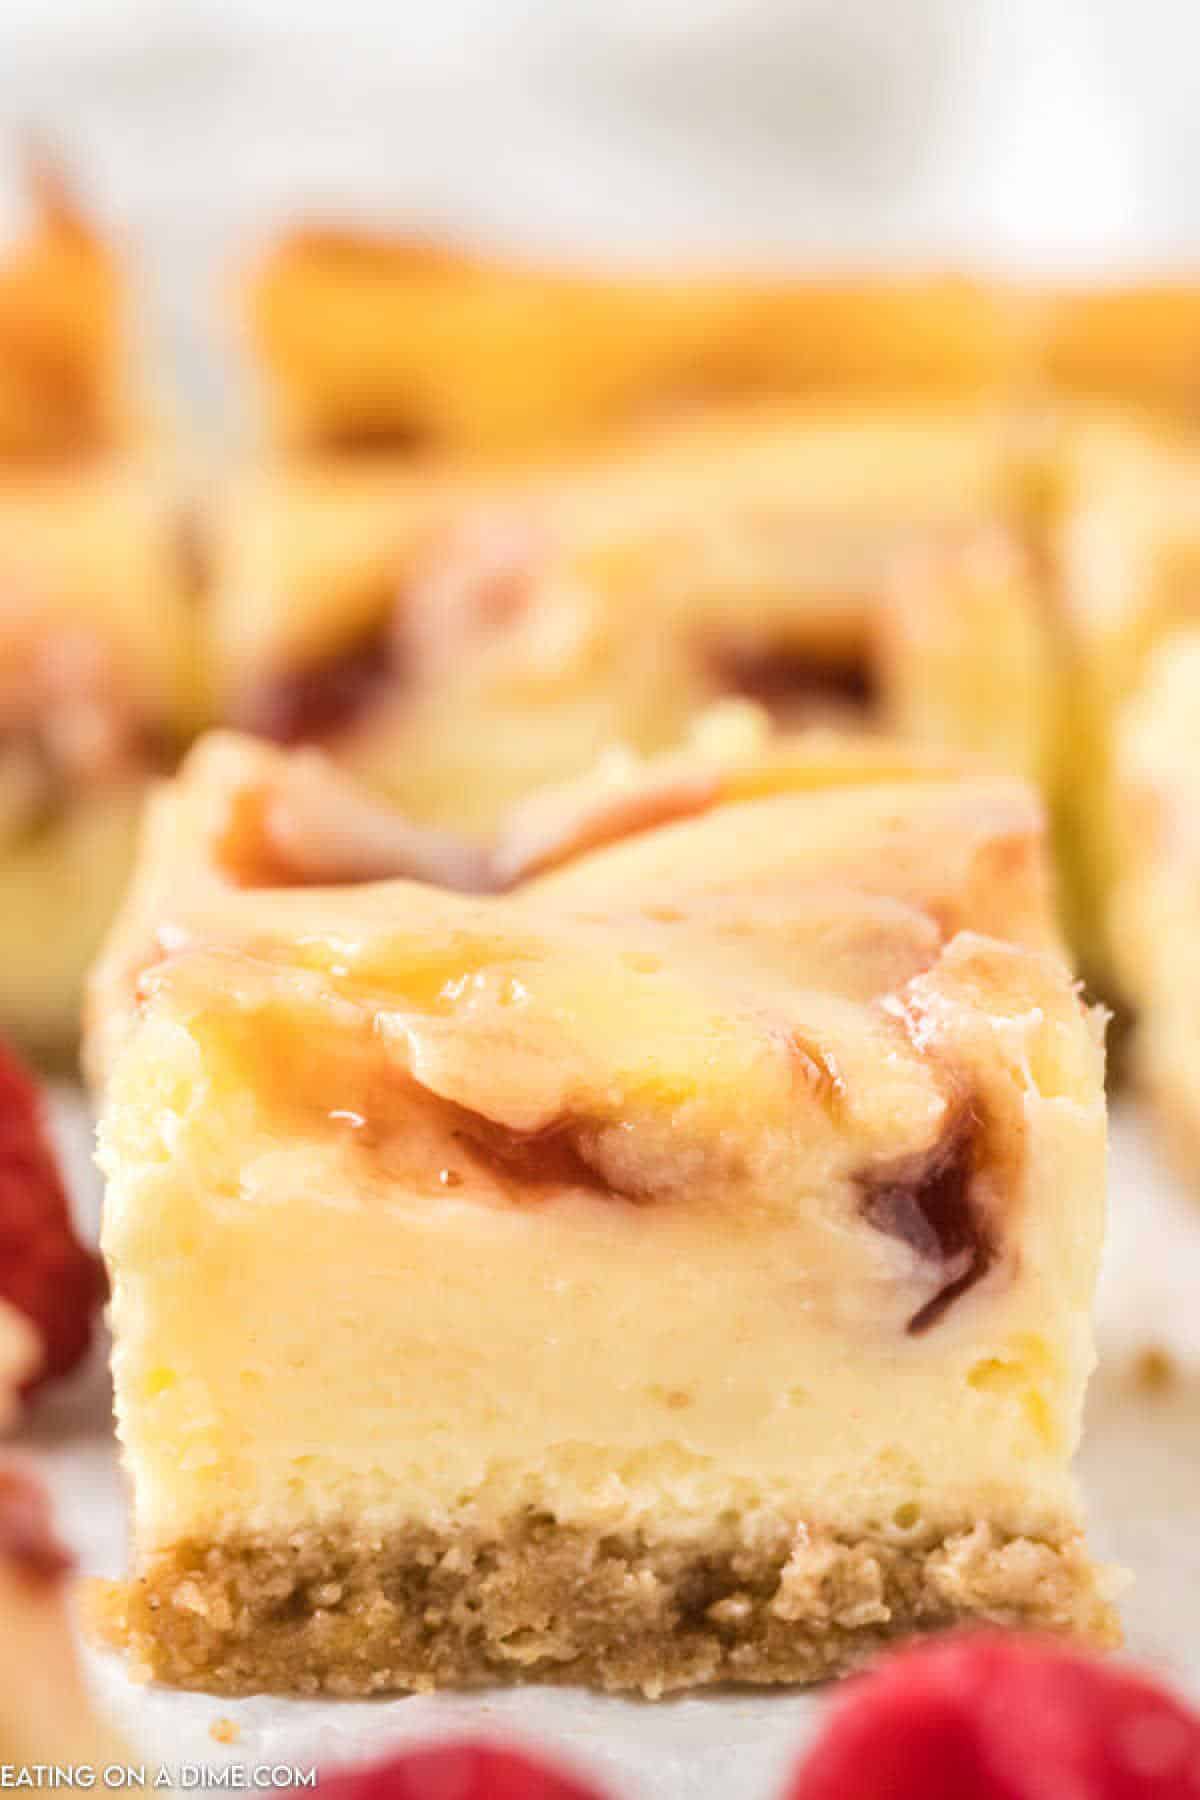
[319, 1741, 610, 1800]
[0, 1039, 103, 1412]
[0, 1463, 129, 1761]
[785, 1633, 1200, 1800]
[308, 1638, 1200, 1800]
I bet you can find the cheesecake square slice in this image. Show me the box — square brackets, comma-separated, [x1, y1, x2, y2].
[1036, 414, 1200, 986]
[1046, 281, 1200, 419]
[0, 158, 196, 1056]
[0, 459, 197, 1057]
[210, 407, 1050, 838]
[94, 727, 1115, 1697]
[242, 225, 1034, 455]
[0, 151, 131, 461]
[1109, 629, 1200, 1178]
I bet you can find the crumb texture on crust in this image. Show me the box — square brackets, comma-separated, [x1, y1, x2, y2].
[93, 1515, 1119, 1699]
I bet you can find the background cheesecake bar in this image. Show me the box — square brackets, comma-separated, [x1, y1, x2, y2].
[241, 229, 1036, 454]
[1047, 281, 1200, 420]
[209, 407, 1050, 836]
[0, 157, 197, 1057]
[0, 469, 198, 1057]
[240, 224, 1200, 453]
[1109, 629, 1200, 1178]
[1035, 413, 1200, 985]
[0, 150, 131, 461]
[241, 220, 1200, 453]
[95, 727, 1115, 1696]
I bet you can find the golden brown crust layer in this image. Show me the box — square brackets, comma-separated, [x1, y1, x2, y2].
[93, 1513, 1119, 1699]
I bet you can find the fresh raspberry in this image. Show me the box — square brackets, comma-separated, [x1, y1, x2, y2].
[0, 1464, 73, 1581]
[786, 1634, 1200, 1800]
[319, 1740, 610, 1800]
[0, 1042, 103, 1393]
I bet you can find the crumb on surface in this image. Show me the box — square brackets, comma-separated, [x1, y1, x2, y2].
[210, 1717, 240, 1746]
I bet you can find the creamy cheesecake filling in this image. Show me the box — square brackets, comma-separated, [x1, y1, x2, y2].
[100, 949, 1111, 1701]
[102, 913, 1104, 1559]
[104, 1109, 1093, 1552]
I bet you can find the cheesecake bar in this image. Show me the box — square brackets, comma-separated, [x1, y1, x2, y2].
[0, 461, 197, 1055]
[211, 408, 1050, 835]
[94, 726, 1115, 1696]
[1036, 413, 1200, 983]
[1109, 629, 1200, 1174]
[242, 228, 1035, 454]
[1047, 282, 1200, 419]
[241, 223, 1200, 452]
[0, 150, 131, 460]
[0, 161, 196, 1055]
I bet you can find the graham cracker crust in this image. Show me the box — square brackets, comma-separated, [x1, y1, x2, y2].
[89, 1513, 1120, 1698]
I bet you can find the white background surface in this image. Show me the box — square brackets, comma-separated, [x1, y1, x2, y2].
[3, 0, 1198, 265]
[24, 1097, 1200, 1797]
